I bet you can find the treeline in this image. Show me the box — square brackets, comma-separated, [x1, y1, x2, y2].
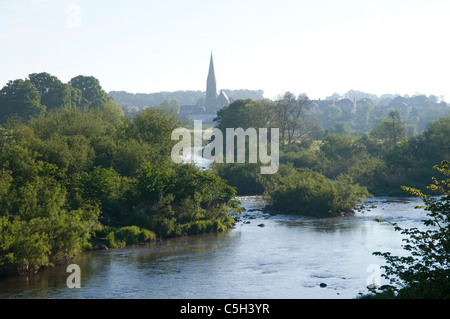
[310, 90, 449, 135]
[0, 73, 240, 275]
[109, 89, 265, 115]
[1, 73, 448, 273]
[0, 73, 124, 125]
[278, 114, 450, 195]
[212, 95, 449, 215]
[109, 90, 204, 113]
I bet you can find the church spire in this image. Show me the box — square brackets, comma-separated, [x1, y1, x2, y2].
[208, 52, 216, 84]
[205, 51, 217, 112]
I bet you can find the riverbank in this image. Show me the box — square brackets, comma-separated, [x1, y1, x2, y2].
[0, 196, 427, 298]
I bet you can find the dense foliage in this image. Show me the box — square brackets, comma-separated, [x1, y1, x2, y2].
[213, 97, 449, 197]
[264, 166, 369, 216]
[109, 89, 265, 116]
[0, 73, 239, 275]
[310, 90, 449, 135]
[372, 161, 450, 298]
[212, 97, 449, 217]
[0, 73, 124, 125]
[1, 73, 449, 277]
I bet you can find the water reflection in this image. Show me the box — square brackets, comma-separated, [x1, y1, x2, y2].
[0, 196, 426, 299]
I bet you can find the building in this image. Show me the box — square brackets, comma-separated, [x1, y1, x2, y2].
[179, 52, 231, 124]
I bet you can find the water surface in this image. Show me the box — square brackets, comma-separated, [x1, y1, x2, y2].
[0, 196, 427, 299]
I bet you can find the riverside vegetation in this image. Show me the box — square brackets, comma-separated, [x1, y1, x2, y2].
[212, 94, 449, 298]
[360, 161, 450, 299]
[0, 73, 239, 275]
[212, 95, 449, 208]
[0, 73, 449, 292]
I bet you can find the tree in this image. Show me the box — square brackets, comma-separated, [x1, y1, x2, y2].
[69, 75, 124, 122]
[373, 161, 450, 298]
[272, 92, 312, 145]
[215, 99, 272, 131]
[369, 110, 407, 151]
[78, 166, 123, 206]
[132, 163, 238, 237]
[69, 75, 105, 109]
[0, 155, 101, 274]
[214, 98, 275, 166]
[159, 98, 181, 113]
[331, 122, 353, 135]
[418, 116, 450, 166]
[28, 72, 73, 110]
[265, 165, 369, 217]
[352, 98, 374, 133]
[0, 73, 243, 275]
[123, 106, 181, 163]
[319, 132, 359, 178]
[0, 79, 46, 124]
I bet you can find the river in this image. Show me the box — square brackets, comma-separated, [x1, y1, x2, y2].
[0, 196, 427, 299]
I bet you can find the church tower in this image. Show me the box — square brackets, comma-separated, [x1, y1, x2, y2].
[205, 52, 217, 113]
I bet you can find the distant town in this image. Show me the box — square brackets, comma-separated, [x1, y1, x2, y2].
[109, 53, 449, 135]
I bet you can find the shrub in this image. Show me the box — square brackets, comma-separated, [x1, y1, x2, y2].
[267, 166, 369, 216]
[373, 161, 450, 298]
[187, 220, 214, 235]
[104, 226, 156, 248]
[114, 226, 156, 245]
[105, 231, 123, 248]
[212, 220, 226, 232]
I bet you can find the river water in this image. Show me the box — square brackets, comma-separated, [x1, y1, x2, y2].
[0, 196, 428, 299]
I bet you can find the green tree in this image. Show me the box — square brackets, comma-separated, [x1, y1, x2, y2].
[331, 122, 353, 135]
[373, 161, 450, 298]
[159, 98, 181, 113]
[69, 75, 105, 109]
[369, 111, 407, 151]
[122, 106, 181, 163]
[215, 99, 273, 131]
[265, 165, 369, 216]
[0, 79, 46, 124]
[214, 99, 274, 162]
[69, 75, 123, 122]
[132, 163, 238, 237]
[272, 92, 312, 145]
[78, 166, 123, 207]
[319, 132, 360, 178]
[28, 72, 73, 110]
[0, 159, 101, 274]
[0, 73, 248, 275]
[212, 162, 266, 195]
[352, 98, 374, 133]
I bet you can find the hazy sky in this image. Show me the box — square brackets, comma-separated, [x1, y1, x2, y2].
[1, 0, 449, 100]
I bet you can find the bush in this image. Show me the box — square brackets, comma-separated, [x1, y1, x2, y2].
[0, 165, 101, 274]
[105, 231, 123, 248]
[104, 226, 156, 248]
[184, 219, 231, 235]
[266, 165, 369, 216]
[0, 80, 244, 276]
[212, 163, 266, 195]
[373, 161, 450, 298]
[212, 220, 226, 232]
[187, 220, 214, 235]
[115, 226, 155, 244]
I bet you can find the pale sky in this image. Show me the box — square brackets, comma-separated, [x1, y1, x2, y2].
[1, 0, 449, 100]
